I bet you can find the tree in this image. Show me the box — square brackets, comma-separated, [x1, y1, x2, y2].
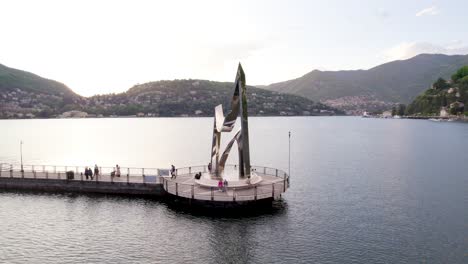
[396, 104, 406, 116]
[433, 78, 449, 90]
[441, 94, 448, 107]
[391, 106, 397, 116]
[451, 66, 468, 82]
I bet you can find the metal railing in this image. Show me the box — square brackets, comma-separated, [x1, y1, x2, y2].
[174, 164, 288, 179]
[0, 163, 168, 184]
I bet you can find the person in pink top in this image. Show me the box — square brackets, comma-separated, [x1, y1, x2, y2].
[218, 179, 223, 191]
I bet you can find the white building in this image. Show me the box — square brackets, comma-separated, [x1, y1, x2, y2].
[59, 111, 88, 118]
[440, 107, 449, 117]
[382, 111, 392, 118]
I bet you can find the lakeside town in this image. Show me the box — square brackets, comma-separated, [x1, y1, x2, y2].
[0, 80, 339, 119]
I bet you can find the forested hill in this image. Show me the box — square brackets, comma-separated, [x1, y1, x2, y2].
[85, 80, 342, 117]
[0, 63, 84, 117]
[406, 66, 468, 116]
[0, 64, 78, 98]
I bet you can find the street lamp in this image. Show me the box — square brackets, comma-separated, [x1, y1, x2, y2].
[20, 140, 24, 172]
[288, 131, 291, 177]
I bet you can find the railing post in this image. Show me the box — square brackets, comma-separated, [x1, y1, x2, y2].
[21, 167, 24, 178]
[263, 167, 266, 174]
[127, 170, 129, 184]
[46, 170, 48, 179]
[10, 164, 13, 177]
[284, 177, 286, 192]
[80, 170, 83, 181]
[0, 164, 2, 177]
[142, 168, 144, 176]
[189, 167, 191, 174]
[32, 165, 35, 172]
[272, 183, 275, 198]
[211, 187, 214, 201]
[33, 170, 36, 179]
[233, 188, 236, 202]
[254, 186, 257, 201]
[191, 185, 194, 199]
[276, 169, 278, 177]
[175, 183, 178, 196]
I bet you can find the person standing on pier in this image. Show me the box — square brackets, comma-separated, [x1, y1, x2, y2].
[116, 165, 121, 177]
[84, 167, 89, 180]
[170, 165, 176, 179]
[218, 179, 223, 191]
[94, 165, 99, 177]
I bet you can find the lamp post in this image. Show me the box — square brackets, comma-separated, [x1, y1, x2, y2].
[288, 131, 291, 177]
[20, 140, 24, 172]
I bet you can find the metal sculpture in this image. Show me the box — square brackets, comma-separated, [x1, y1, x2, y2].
[210, 64, 251, 178]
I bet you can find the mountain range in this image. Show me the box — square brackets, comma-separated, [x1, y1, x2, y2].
[2, 53, 468, 118]
[264, 54, 468, 114]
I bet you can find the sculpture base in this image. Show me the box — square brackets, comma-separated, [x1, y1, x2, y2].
[161, 164, 289, 204]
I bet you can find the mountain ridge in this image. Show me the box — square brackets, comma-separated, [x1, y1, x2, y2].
[264, 54, 468, 114]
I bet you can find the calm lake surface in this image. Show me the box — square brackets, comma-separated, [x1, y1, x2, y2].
[0, 117, 467, 263]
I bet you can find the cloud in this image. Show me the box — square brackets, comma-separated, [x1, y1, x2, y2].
[416, 6, 439, 17]
[383, 41, 468, 61]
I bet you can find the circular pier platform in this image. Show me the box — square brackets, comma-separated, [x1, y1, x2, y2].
[161, 165, 289, 204]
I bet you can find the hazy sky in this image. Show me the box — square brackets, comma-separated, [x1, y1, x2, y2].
[1, 0, 467, 96]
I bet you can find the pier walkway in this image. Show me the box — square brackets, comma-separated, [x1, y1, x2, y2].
[0, 163, 165, 196]
[0, 163, 289, 204]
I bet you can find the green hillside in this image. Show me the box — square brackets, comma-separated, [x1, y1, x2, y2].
[406, 66, 468, 116]
[0, 63, 83, 117]
[0, 64, 78, 97]
[85, 80, 342, 117]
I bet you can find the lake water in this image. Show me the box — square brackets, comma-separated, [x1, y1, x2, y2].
[0, 117, 467, 263]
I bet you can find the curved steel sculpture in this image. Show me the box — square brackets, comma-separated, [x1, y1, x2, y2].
[210, 64, 251, 178]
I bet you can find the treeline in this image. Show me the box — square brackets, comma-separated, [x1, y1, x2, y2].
[405, 66, 468, 116]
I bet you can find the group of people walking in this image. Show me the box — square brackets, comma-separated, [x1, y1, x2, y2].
[218, 178, 228, 192]
[84, 165, 99, 180]
[83, 164, 121, 180]
[110, 165, 121, 177]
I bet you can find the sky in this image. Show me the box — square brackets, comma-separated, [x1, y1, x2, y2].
[0, 0, 467, 96]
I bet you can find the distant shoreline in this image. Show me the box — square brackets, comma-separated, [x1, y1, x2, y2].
[0, 114, 344, 121]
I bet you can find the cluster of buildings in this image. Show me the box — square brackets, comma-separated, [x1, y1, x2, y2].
[0, 88, 65, 118]
[322, 95, 395, 116]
